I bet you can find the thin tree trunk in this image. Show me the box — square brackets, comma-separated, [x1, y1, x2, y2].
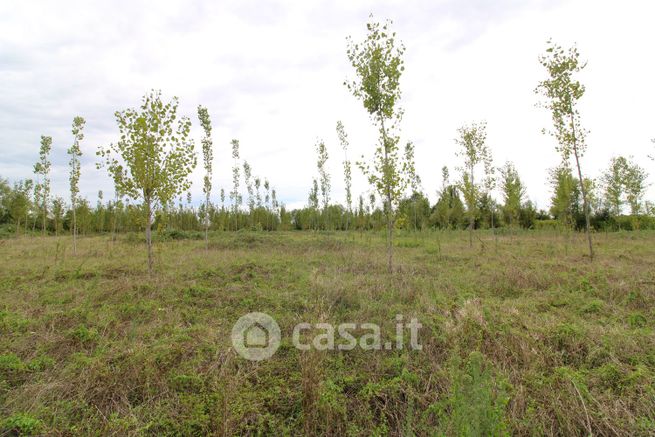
[72, 206, 77, 255]
[469, 164, 474, 248]
[145, 198, 153, 274]
[380, 117, 393, 273]
[569, 106, 593, 260]
[205, 194, 210, 250]
[386, 200, 392, 272]
[573, 147, 593, 260]
[413, 199, 417, 233]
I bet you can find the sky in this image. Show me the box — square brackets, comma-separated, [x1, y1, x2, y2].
[1, 0, 654, 211]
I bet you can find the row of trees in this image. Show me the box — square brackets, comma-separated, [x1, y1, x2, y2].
[2, 167, 651, 237]
[1, 18, 654, 271]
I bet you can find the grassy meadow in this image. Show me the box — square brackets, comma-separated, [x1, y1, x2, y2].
[0, 230, 654, 435]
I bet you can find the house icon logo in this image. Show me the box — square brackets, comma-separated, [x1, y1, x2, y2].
[231, 312, 281, 361]
[244, 322, 269, 348]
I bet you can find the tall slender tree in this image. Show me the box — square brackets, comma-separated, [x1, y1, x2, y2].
[271, 188, 278, 218]
[315, 140, 331, 228]
[198, 105, 213, 249]
[346, 17, 411, 272]
[601, 156, 628, 217]
[624, 160, 648, 216]
[536, 40, 594, 259]
[97, 90, 196, 273]
[254, 177, 262, 209]
[33, 135, 52, 236]
[7, 180, 31, 235]
[220, 188, 225, 211]
[52, 196, 64, 236]
[308, 178, 319, 230]
[482, 148, 496, 239]
[455, 121, 491, 247]
[264, 178, 271, 230]
[69, 117, 85, 254]
[97, 190, 105, 232]
[230, 139, 241, 230]
[243, 161, 254, 224]
[336, 121, 353, 229]
[499, 162, 526, 228]
[404, 141, 421, 231]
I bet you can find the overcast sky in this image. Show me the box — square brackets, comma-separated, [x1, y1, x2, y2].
[1, 0, 654, 210]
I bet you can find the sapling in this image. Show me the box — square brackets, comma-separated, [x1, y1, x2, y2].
[97, 91, 196, 273]
[69, 117, 85, 254]
[536, 40, 594, 259]
[455, 121, 491, 248]
[336, 121, 352, 230]
[198, 105, 213, 249]
[346, 17, 412, 272]
[315, 140, 331, 229]
[230, 139, 242, 230]
[33, 135, 52, 236]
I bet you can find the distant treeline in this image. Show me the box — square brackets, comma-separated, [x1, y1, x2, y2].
[1, 177, 653, 237]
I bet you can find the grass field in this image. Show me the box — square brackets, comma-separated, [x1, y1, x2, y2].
[0, 230, 654, 436]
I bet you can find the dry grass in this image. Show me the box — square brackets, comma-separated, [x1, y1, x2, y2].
[0, 230, 654, 435]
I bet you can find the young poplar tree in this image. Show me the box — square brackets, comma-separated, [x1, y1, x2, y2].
[254, 176, 262, 227]
[346, 17, 411, 272]
[455, 121, 491, 247]
[623, 160, 648, 216]
[243, 161, 254, 225]
[336, 121, 353, 229]
[437, 166, 452, 227]
[263, 179, 270, 208]
[97, 190, 105, 232]
[271, 188, 278, 226]
[255, 177, 262, 208]
[264, 178, 271, 230]
[536, 40, 594, 259]
[97, 91, 196, 273]
[368, 193, 377, 229]
[69, 117, 85, 254]
[602, 156, 628, 217]
[22, 179, 33, 235]
[230, 139, 241, 230]
[52, 197, 65, 236]
[198, 105, 213, 249]
[404, 141, 421, 231]
[357, 194, 365, 227]
[499, 162, 526, 228]
[315, 140, 331, 229]
[33, 135, 52, 236]
[31, 184, 39, 232]
[220, 188, 225, 211]
[308, 178, 319, 223]
[8, 180, 31, 235]
[483, 150, 496, 239]
[219, 187, 226, 230]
